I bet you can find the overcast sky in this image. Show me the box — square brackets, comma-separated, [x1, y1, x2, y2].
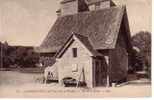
[0, 0, 151, 46]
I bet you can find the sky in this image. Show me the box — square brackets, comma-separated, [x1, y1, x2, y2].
[0, 0, 151, 46]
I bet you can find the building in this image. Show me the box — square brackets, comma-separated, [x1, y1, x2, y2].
[41, 0, 133, 88]
[55, 33, 108, 87]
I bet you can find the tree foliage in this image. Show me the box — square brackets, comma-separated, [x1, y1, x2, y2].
[131, 31, 151, 77]
[0, 42, 39, 68]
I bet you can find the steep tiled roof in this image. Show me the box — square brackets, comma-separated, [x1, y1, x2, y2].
[74, 33, 103, 56]
[40, 6, 126, 52]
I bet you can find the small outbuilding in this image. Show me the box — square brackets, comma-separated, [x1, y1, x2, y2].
[55, 33, 108, 87]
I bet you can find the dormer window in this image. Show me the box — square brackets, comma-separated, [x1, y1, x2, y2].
[72, 48, 77, 57]
[87, 0, 116, 11]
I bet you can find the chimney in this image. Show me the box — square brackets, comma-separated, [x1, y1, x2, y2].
[60, 0, 89, 16]
[86, 0, 116, 11]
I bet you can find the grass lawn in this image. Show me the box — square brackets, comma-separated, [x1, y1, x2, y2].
[0, 71, 43, 87]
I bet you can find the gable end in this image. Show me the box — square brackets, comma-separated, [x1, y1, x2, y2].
[55, 34, 97, 58]
[116, 7, 132, 53]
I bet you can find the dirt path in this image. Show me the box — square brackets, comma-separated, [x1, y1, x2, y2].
[0, 84, 151, 98]
[0, 71, 151, 98]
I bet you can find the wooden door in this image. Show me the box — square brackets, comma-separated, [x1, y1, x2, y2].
[95, 57, 107, 87]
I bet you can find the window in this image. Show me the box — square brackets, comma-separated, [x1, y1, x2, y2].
[95, 2, 100, 10]
[72, 48, 77, 58]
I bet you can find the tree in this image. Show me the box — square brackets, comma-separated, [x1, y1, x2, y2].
[0, 42, 40, 68]
[131, 31, 151, 78]
[22, 49, 39, 67]
[11, 46, 39, 67]
[0, 41, 12, 68]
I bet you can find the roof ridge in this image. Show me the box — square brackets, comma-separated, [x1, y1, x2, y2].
[74, 33, 88, 38]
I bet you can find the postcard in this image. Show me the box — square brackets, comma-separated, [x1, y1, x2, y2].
[0, 0, 151, 98]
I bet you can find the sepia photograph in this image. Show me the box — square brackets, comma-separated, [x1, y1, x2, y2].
[0, 0, 151, 98]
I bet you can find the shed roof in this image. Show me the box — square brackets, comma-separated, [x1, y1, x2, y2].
[55, 33, 103, 58]
[40, 6, 126, 53]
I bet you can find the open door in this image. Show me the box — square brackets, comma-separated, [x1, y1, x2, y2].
[94, 57, 107, 87]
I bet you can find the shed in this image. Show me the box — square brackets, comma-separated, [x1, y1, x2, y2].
[55, 33, 108, 87]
